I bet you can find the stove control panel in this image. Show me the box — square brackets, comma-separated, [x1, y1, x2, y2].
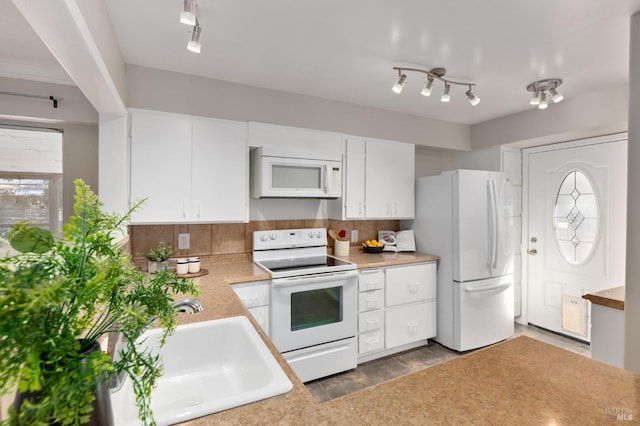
[253, 228, 328, 251]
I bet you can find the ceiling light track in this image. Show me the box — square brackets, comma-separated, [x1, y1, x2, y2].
[526, 78, 563, 109]
[0, 91, 62, 108]
[392, 66, 480, 106]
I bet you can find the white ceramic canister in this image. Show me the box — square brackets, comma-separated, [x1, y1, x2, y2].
[188, 257, 201, 273]
[334, 240, 350, 257]
[176, 258, 189, 275]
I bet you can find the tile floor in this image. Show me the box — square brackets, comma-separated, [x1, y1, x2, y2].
[305, 323, 591, 403]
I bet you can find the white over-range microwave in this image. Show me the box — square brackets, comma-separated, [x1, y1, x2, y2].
[250, 147, 342, 198]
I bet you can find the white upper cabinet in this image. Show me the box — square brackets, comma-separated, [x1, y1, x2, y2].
[330, 136, 415, 220]
[191, 117, 248, 222]
[130, 110, 248, 224]
[344, 136, 366, 219]
[248, 122, 343, 161]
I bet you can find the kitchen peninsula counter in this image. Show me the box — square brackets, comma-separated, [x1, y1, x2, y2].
[178, 256, 638, 425]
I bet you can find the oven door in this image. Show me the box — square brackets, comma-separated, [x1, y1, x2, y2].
[271, 270, 357, 353]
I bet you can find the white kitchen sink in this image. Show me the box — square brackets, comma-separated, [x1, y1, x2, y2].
[109, 316, 293, 425]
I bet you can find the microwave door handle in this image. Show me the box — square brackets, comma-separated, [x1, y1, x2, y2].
[324, 164, 329, 194]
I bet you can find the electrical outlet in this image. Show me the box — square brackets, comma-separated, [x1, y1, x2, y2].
[351, 230, 358, 243]
[178, 233, 190, 250]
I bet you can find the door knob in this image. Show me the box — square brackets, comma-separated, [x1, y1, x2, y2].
[528, 249, 538, 255]
[530, 237, 537, 243]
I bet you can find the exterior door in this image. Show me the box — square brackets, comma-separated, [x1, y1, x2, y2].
[525, 135, 627, 341]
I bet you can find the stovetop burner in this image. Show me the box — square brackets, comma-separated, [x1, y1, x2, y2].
[252, 228, 356, 279]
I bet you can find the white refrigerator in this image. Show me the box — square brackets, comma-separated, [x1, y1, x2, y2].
[406, 170, 514, 351]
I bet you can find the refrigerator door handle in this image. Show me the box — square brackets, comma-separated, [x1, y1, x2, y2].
[463, 282, 511, 293]
[487, 180, 493, 269]
[490, 178, 499, 270]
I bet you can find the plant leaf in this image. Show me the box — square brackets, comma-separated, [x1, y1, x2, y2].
[9, 224, 54, 254]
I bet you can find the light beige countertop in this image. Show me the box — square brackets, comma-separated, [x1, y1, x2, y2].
[582, 286, 625, 311]
[176, 254, 639, 425]
[333, 247, 439, 268]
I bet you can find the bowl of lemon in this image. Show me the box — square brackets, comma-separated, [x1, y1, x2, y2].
[363, 239, 385, 253]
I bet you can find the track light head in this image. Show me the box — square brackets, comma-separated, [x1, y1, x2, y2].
[441, 83, 451, 102]
[549, 87, 564, 103]
[181, 0, 196, 25]
[392, 73, 407, 94]
[527, 78, 563, 109]
[421, 77, 434, 97]
[187, 20, 202, 53]
[530, 89, 541, 105]
[538, 92, 548, 109]
[465, 87, 480, 106]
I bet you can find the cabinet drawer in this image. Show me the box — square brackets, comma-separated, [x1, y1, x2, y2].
[359, 310, 385, 333]
[247, 306, 269, 336]
[359, 269, 385, 292]
[232, 281, 270, 308]
[359, 330, 385, 354]
[358, 290, 385, 312]
[385, 263, 436, 307]
[385, 301, 436, 349]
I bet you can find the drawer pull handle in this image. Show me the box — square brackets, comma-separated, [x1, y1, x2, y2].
[366, 338, 379, 345]
[366, 280, 379, 289]
[366, 298, 379, 308]
[366, 318, 379, 325]
[408, 321, 419, 328]
[408, 282, 419, 292]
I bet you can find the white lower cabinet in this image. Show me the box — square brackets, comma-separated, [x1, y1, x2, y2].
[357, 262, 437, 363]
[385, 302, 436, 349]
[232, 281, 270, 336]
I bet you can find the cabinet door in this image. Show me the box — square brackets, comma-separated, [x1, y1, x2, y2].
[192, 118, 248, 222]
[386, 263, 436, 307]
[130, 111, 192, 223]
[365, 139, 415, 219]
[344, 136, 366, 219]
[390, 141, 415, 218]
[386, 302, 434, 348]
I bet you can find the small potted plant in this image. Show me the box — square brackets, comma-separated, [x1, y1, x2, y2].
[142, 242, 174, 273]
[0, 180, 201, 425]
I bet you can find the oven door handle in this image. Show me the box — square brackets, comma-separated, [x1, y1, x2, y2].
[271, 270, 357, 286]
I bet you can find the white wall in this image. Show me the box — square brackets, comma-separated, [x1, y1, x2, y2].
[470, 84, 628, 149]
[625, 12, 640, 373]
[126, 65, 470, 151]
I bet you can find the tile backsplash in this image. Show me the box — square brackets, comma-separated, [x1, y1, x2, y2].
[130, 219, 399, 259]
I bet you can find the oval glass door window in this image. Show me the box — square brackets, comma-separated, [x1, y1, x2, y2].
[553, 170, 599, 265]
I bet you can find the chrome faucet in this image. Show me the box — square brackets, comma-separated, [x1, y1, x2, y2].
[172, 298, 204, 315]
[108, 298, 204, 392]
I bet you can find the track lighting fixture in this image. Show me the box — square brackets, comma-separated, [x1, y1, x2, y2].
[526, 78, 563, 110]
[392, 66, 479, 106]
[465, 86, 480, 106]
[421, 76, 434, 97]
[180, 0, 196, 25]
[187, 18, 202, 53]
[392, 72, 407, 94]
[441, 83, 451, 103]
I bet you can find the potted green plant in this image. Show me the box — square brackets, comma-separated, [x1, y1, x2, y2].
[141, 242, 174, 273]
[0, 180, 201, 425]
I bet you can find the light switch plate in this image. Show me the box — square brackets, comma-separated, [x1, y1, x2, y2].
[351, 230, 358, 243]
[178, 233, 190, 250]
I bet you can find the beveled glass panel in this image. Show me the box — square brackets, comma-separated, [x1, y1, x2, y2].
[576, 194, 598, 217]
[558, 173, 575, 194]
[553, 170, 599, 265]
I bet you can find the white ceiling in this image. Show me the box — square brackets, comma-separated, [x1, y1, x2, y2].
[3, 0, 640, 125]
